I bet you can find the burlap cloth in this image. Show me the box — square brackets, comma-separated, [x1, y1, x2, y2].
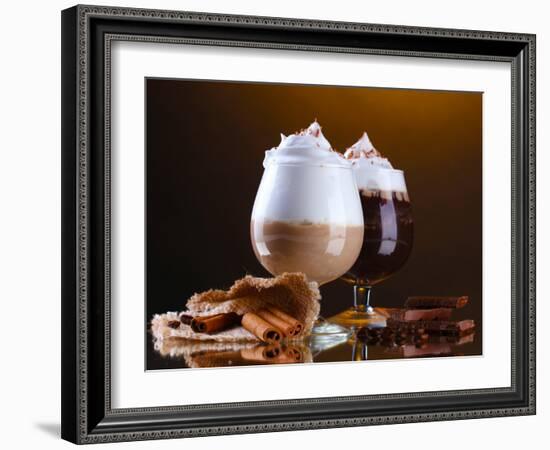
[150, 272, 321, 343]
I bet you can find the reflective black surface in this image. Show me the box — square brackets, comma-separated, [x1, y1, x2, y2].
[147, 326, 479, 370]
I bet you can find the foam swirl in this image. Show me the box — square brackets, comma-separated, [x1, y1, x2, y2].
[344, 131, 406, 192]
[263, 120, 349, 168]
[344, 132, 393, 169]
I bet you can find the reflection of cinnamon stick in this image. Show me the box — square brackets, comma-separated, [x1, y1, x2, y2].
[265, 306, 304, 336]
[284, 345, 305, 363]
[242, 312, 282, 343]
[191, 350, 246, 367]
[240, 345, 281, 362]
[190, 312, 241, 334]
[240, 345, 305, 365]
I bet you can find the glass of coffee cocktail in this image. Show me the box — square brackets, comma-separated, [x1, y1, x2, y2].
[251, 121, 364, 338]
[331, 132, 413, 327]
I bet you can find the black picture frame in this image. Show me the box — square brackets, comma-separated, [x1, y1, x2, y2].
[61, 4, 536, 444]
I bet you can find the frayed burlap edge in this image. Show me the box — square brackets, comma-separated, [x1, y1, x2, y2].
[150, 273, 321, 343]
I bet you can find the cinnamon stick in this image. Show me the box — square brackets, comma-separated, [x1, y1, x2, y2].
[190, 312, 241, 334]
[241, 312, 282, 343]
[404, 296, 469, 309]
[264, 306, 304, 337]
[255, 309, 294, 337]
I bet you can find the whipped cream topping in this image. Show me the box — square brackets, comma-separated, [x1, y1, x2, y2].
[263, 120, 349, 168]
[301, 120, 332, 151]
[344, 131, 406, 192]
[344, 132, 393, 169]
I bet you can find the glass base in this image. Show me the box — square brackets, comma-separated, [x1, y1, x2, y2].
[307, 320, 351, 354]
[328, 306, 387, 329]
[309, 316, 352, 341]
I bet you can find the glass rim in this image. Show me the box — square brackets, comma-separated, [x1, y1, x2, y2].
[376, 168, 405, 175]
[266, 162, 353, 169]
[266, 162, 405, 174]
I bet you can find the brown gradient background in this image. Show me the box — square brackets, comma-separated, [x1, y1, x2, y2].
[146, 78, 482, 368]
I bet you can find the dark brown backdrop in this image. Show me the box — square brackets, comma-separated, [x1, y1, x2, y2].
[146, 79, 482, 365]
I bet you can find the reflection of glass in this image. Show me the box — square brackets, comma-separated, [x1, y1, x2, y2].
[333, 169, 413, 327]
[251, 162, 364, 337]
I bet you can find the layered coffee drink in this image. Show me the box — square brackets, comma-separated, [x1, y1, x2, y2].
[250, 121, 364, 286]
[326, 131, 414, 328]
[341, 132, 413, 287]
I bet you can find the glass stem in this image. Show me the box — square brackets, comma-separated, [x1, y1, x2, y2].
[354, 284, 373, 313]
[351, 339, 368, 361]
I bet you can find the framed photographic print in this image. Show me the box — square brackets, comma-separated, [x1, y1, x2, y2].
[61, 4, 536, 444]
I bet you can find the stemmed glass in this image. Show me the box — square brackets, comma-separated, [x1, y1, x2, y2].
[332, 168, 413, 327]
[250, 161, 364, 338]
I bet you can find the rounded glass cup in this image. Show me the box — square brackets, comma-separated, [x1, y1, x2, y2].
[330, 168, 414, 328]
[250, 161, 364, 338]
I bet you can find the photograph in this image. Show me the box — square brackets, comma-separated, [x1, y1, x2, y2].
[146, 79, 482, 370]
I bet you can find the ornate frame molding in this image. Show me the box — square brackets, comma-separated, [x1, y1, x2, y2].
[61, 4, 536, 444]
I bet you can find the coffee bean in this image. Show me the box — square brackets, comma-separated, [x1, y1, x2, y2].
[178, 314, 193, 325]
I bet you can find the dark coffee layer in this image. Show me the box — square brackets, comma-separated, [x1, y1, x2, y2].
[341, 190, 413, 286]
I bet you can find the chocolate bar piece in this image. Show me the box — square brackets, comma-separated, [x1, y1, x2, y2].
[404, 296, 469, 310]
[387, 318, 475, 336]
[389, 308, 453, 322]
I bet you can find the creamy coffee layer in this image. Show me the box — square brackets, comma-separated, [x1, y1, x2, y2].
[251, 220, 364, 286]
